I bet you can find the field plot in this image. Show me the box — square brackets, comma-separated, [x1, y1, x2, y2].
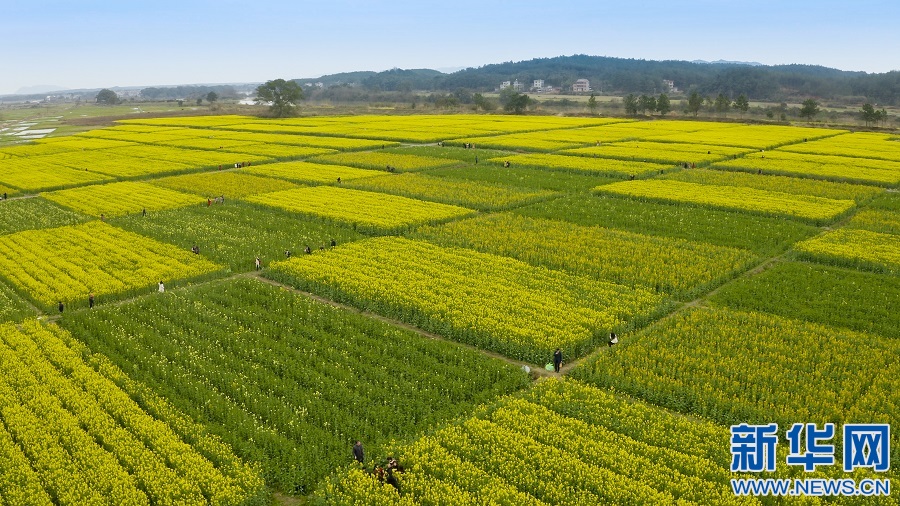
[779, 132, 900, 162]
[150, 171, 298, 198]
[572, 306, 900, 428]
[0, 198, 87, 235]
[311, 151, 458, 172]
[515, 194, 818, 254]
[112, 201, 364, 272]
[562, 141, 751, 165]
[497, 152, 672, 177]
[215, 144, 336, 159]
[347, 173, 556, 211]
[247, 186, 475, 234]
[0, 281, 33, 322]
[713, 150, 900, 186]
[60, 278, 529, 494]
[0, 157, 113, 192]
[659, 168, 883, 202]
[51, 150, 195, 178]
[0, 221, 221, 308]
[846, 208, 900, 235]
[646, 124, 842, 149]
[267, 237, 667, 363]
[597, 179, 854, 223]
[414, 213, 754, 298]
[0, 320, 266, 505]
[794, 228, 900, 274]
[426, 165, 619, 192]
[321, 379, 752, 505]
[386, 145, 512, 162]
[245, 161, 381, 184]
[118, 115, 250, 129]
[45, 181, 204, 217]
[711, 261, 900, 339]
[107, 144, 270, 170]
[213, 130, 398, 151]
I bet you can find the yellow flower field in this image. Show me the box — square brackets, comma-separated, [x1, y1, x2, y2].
[347, 173, 557, 211]
[499, 152, 672, 177]
[213, 130, 396, 150]
[244, 161, 382, 184]
[846, 208, 900, 235]
[414, 213, 756, 298]
[0, 158, 113, 192]
[780, 132, 900, 161]
[647, 124, 844, 149]
[0, 320, 266, 504]
[268, 236, 667, 363]
[659, 168, 883, 202]
[51, 150, 195, 178]
[794, 228, 900, 274]
[562, 141, 752, 165]
[0, 221, 222, 307]
[246, 186, 475, 233]
[150, 171, 299, 198]
[311, 151, 457, 172]
[713, 150, 900, 186]
[597, 179, 854, 223]
[45, 181, 204, 217]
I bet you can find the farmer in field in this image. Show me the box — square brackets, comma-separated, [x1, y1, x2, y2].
[58, 301, 64, 313]
[255, 257, 261, 270]
[158, 281, 165, 293]
[608, 332, 619, 347]
[504, 160, 510, 168]
[353, 441, 364, 463]
[305, 245, 312, 254]
[191, 244, 200, 255]
[553, 348, 562, 373]
[330, 238, 336, 248]
[89, 293, 95, 309]
[142, 208, 147, 217]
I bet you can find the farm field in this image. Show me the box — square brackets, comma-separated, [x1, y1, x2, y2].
[0, 113, 898, 504]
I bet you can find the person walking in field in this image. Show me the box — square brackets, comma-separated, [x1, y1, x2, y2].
[304, 245, 312, 254]
[89, 293, 95, 309]
[353, 441, 364, 463]
[158, 281, 165, 293]
[58, 301, 64, 313]
[553, 348, 562, 373]
[330, 238, 336, 248]
[255, 257, 261, 270]
[142, 208, 147, 217]
[608, 332, 619, 347]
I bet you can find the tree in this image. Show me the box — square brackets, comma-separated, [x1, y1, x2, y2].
[732, 94, 750, 118]
[473, 93, 496, 112]
[799, 98, 820, 122]
[96, 89, 118, 105]
[623, 94, 639, 116]
[638, 95, 657, 115]
[206, 91, 219, 103]
[498, 88, 530, 114]
[861, 103, 877, 126]
[255, 79, 304, 117]
[686, 91, 703, 117]
[587, 93, 598, 114]
[714, 93, 730, 117]
[656, 93, 671, 116]
[196, 97, 203, 105]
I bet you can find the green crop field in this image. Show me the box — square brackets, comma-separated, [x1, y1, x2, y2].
[1, 113, 898, 504]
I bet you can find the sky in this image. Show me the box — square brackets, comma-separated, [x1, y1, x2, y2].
[2, 0, 898, 95]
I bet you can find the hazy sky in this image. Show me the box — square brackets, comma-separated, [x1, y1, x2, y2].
[2, 0, 898, 95]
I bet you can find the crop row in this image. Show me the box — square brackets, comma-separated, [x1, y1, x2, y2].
[572, 306, 900, 428]
[562, 141, 751, 165]
[646, 124, 841, 149]
[0, 221, 221, 308]
[60, 277, 529, 494]
[45, 181, 204, 217]
[267, 236, 668, 363]
[794, 228, 900, 275]
[311, 151, 457, 172]
[498, 152, 672, 177]
[713, 150, 900, 186]
[318, 379, 751, 505]
[514, 194, 819, 254]
[0, 197, 87, 236]
[596, 179, 854, 224]
[0, 320, 266, 505]
[413, 213, 755, 299]
[247, 186, 475, 234]
[245, 161, 381, 184]
[845, 208, 900, 235]
[659, 168, 883, 202]
[0, 157, 112, 192]
[150, 171, 298, 199]
[780, 132, 900, 162]
[347, 172, 557, 211]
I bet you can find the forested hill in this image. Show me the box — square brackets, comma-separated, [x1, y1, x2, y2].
[297, 55, 900, 105]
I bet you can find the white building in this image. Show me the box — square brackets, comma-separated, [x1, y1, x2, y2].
[572, 79, 591, 93]
[532, 79, 544, 92]
[663, 80, 677, 93]
[512, 79, 524, 92]
[500, 80, 512, 90]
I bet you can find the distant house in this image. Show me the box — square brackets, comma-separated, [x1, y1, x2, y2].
[572, 79, 591, 93]
[512, 79, 524, 92]
[532, 79, 545, 92]
[500, 80, 512, 90]
[662, 79, 678, 93]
